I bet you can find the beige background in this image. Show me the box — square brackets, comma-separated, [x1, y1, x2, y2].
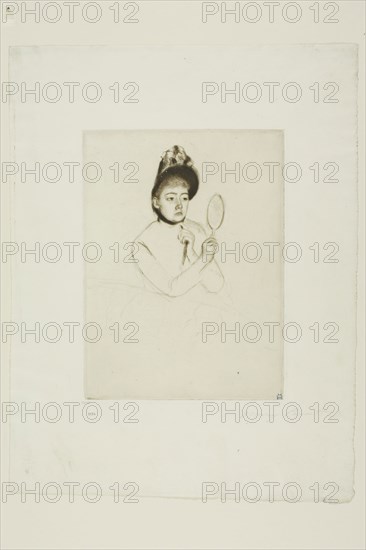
[1, 1, 364, 549]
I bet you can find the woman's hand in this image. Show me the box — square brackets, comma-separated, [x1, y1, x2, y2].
[201, 236, 219, 263]
[178, 226, 196, 252]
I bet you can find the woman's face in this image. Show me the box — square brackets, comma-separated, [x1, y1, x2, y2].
[153, 177, 189, 223]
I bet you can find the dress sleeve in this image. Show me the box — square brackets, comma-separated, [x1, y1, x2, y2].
[133, 241, 212, 297]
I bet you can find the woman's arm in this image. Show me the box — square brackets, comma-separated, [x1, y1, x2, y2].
[133, 241, 213, 297]
[183, 230, 224, 294]
[200, 258, 225, 293]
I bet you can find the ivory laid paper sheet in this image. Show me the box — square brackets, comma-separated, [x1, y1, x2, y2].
[5, 44, 358, 505]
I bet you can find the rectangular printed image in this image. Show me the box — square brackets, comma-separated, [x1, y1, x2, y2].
[84, 129, 284, 399]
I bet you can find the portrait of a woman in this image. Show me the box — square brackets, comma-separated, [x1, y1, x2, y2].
[133, 145, 224, 297]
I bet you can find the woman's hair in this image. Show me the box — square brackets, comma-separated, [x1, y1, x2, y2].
[151, 145, 199, 217]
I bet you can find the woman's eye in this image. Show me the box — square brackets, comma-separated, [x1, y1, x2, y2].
[183, 197, 188, 201]
[166, 197, 174, 201]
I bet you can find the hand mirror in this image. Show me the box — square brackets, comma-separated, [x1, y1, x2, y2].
[207, 194, 225, 235]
